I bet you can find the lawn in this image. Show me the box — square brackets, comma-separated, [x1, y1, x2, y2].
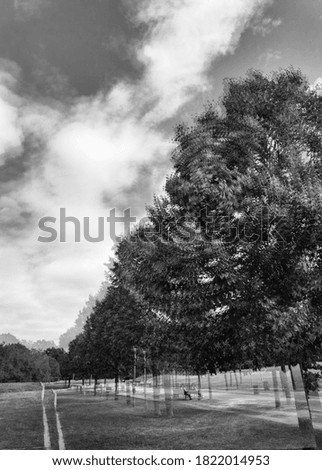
[56, 388, 317, 450]
[1, 379, 322, 450]
[0, 383, 44, 449]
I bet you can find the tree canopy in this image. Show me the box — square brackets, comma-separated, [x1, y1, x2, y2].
[113, 68, 322, 372]
[68, 68, 322, 379]
[0, 344, 61, 382]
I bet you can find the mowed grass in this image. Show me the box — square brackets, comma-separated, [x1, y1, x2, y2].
[0, 382, 42, 394]
[1, 381, 321, 450]
[0, 383, 44, 449]
[57, 390, 310, 450]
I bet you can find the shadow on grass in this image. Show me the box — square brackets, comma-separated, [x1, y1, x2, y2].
[57, 390, 313, 450]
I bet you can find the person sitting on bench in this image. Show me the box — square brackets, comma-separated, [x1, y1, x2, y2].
[183, 388, 192, 400]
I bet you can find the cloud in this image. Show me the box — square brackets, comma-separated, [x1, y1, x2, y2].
[0, 65, 24, 165]
[313, 77, 322, 88]
[0, 0, 273, 340]
[259, 48, 282, 66]
[14, 0, 50, 20]
[251, 16, 282, 36]
[130, 0, 273, 121]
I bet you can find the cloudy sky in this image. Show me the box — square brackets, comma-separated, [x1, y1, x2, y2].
[1, 0, 322, 342]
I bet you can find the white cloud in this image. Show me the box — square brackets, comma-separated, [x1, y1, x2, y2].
[14, 0, 50, 20]
[259, 48, 282, 66]
[133, 0, 272, 121]
[0, 0, 272, 341]
[313, 77, 322, 93]
[251, 16, 282, 36]
[0, 69, 24, 165]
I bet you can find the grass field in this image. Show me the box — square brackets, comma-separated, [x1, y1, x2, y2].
[56, 387, 316, 450]
[56, 391, 304, 449]
[1, 372, 322, 450]
[0, 383, 44, 449]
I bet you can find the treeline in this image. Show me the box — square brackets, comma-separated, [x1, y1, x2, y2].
[0, 333, 57, 351]
[59, 281, 108, 351]
[0, 344, 70, 383]
[68, 69, 322, 387]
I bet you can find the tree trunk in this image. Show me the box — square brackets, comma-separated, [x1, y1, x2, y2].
[94, 377, 97, 396]
[272, 366, 281, 408]
[279, 368, 291, 404]
[153, 373, 161, 416]
[174, 370, 178, 389]
[224, 372, 228, 391]
[114, 374, 119, 400]
[234, 371, 239, 389]
[197, 372, 202, 400]
[207, 371, 213, 399]
[290, 364, 317, 449]
[126, 380, 131, 405]
[164, 374, 173, 417]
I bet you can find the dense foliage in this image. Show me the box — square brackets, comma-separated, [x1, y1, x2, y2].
[0, 344, 61, 382]
[68, 69, 322, 380]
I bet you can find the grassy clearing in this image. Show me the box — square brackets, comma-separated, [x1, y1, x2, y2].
[45, 381, 70, 391]
[0, 383, 44, 449]
[57, 390, 312, 450]
[0, 382, 41, 394]
[1, 380, 321, 450]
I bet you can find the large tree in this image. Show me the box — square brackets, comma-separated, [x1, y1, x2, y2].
[115, 68, 322, 372]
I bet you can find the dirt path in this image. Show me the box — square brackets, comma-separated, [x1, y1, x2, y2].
[40, 383, 51, 449]
[52, 389, 66, 450]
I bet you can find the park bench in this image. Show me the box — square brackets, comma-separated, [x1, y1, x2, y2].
[182, 386, 202, 400]
[78, 384, 112, 395]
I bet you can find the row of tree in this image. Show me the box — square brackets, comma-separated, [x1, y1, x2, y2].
[59, 282, 108, 350]
[67, 69, 322, 393]
[0, 344, 64, 383]
[0, 333, 57, 351]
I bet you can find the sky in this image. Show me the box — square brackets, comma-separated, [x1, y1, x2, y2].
[1, 0, 322, 342]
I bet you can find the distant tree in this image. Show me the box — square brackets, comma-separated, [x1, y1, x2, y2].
[59, 281, 108, 350]
[21, 339, 57, 351]
[0, 333, 20, 345]
[45, 347, 72, 382]
[81, 284, 148, 391]
[68, 333, 91, 384]
[0, 344, 60, 382]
